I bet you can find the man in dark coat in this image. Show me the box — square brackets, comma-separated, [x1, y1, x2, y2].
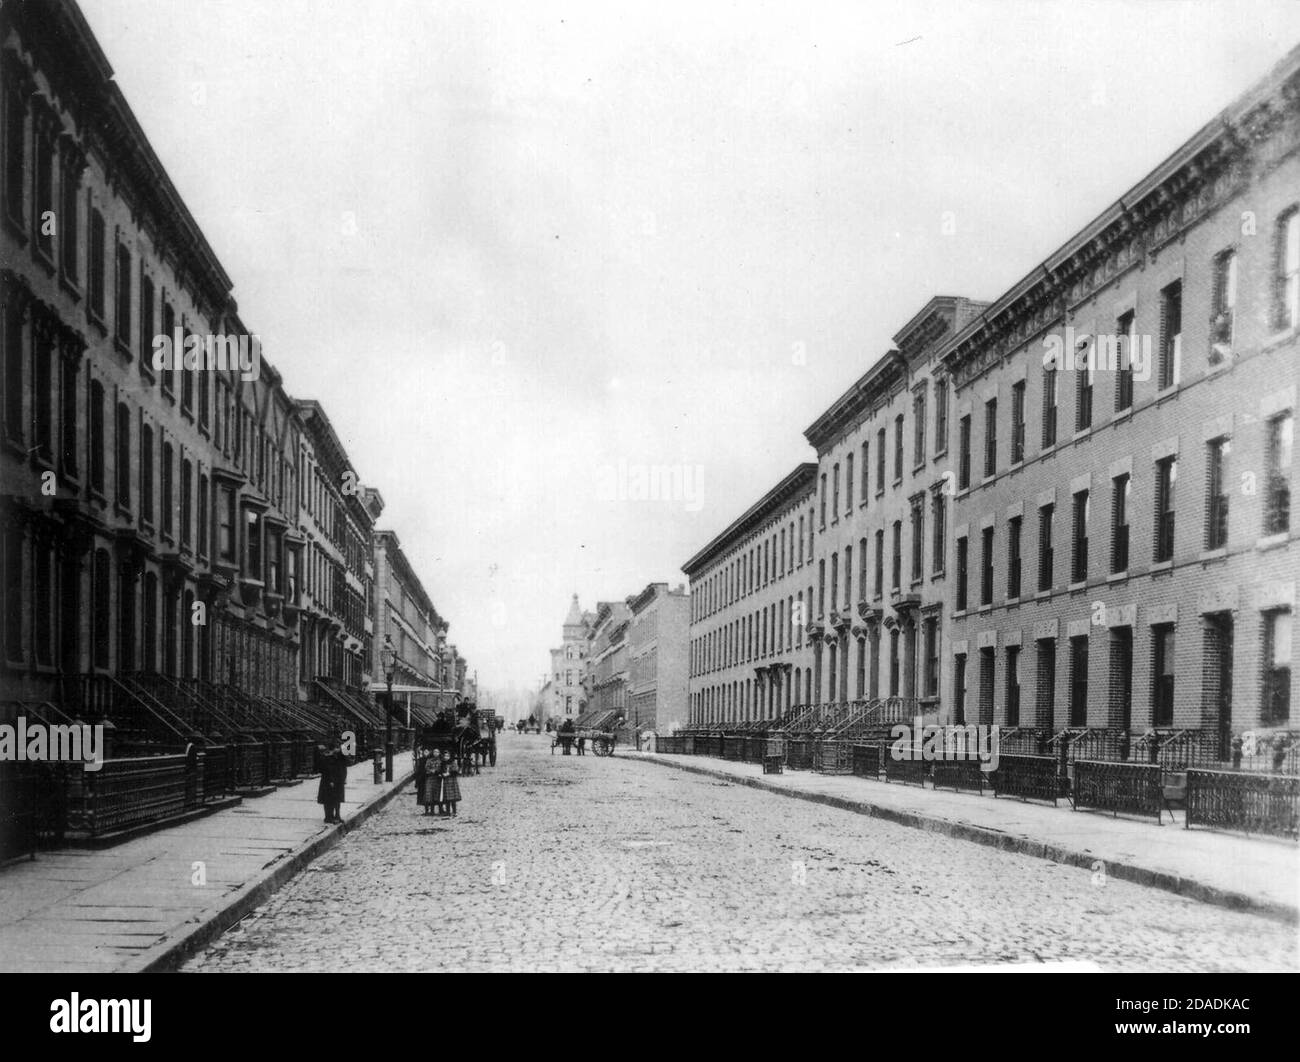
[316, 740, 347, 823]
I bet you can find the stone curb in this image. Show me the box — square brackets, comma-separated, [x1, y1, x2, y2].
[632, 753, 1298, 925]
[127, 767, 416, 973]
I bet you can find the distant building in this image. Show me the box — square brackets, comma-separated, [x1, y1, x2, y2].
[546, 594, 590, 720]
[587, 600, 631, 720]
[372, 527, 448, 713]
[627, 582, 691, 736]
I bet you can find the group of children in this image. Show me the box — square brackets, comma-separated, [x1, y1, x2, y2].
[415, 747, 463, 817]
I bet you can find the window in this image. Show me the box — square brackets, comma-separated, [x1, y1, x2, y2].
[161, 442, 174, 537]
[830, 552, 838, 613]
[1275, 208, 1299, 331]
[1007, 515, 1022, 599]
[3, 298, 21, 444]
[873, 529, 884, 598]
[160, 302, 175, 397]
[198, 474, 209, 556]
[934, 377, 949, 454]
[955, 535, 968, 612]
[1109, 627, 1134, 732]
[1210, 250, 1237, 361]
[1206, 438, 1230, 550]
[180, 460, 192, 547]
[1011, 381, 1025, 463]
[888, 629, 900, 696]
[817, 559, 825, 617]
[92, 549, 110, 669]
[1158, 280, 1181, 390]
[910, 496, 924, 582]
[1265, 412, 1292, 535]
[3, 76, 25, 226]
[1262, 609, 1292, 727]
[1071, 489, 1089, 584]
[975, 526, 991, 606]
[983, 398, 997, 477]
[1042, 366, 1058, 448]
[931, 489, 946, 575]
[844, 453, 855, 511]
[115, 243, 131, 346]
[1152, 624, 1175, 726]
[843, 545, 852, 608]
[832, 463, 840, 520]
[34, 128, 53, 260]
[876, 427, 886, 493]
[860, 441, 869, 506]
[891, 520, 902, 591]
[913, 390, 926, 467]
[1006, 645, 1021, 726]
[60, 154, 79, 281]
[1075, 347, 1092, 431]
[1116, 310, 1135, 411]
[31, 321, 52, 460]
[139, 274, 155, 370]
[89, 380, 104, 493]
[88, 210, 106, 320]
[952, 654, 967, 725]
[1031, 637, 1055, 728]
[1154, 456, 1176, 562]
[858, 537, 868, 601]
[819, 473, 827, 527]
[115, 403, 131, 509]
[958, 415, 971, 490]
[894, 415, 904, 482]
[1069, 636, 1088, 727]
[60, 356, 76, 476]
[923, 617, 939, 698]
[140, 423, 154, 525]
[1111, 474, 1130, 572]
[1037, 504, 1054, 593]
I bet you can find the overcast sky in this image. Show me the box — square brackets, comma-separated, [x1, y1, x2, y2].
[78, 0, 1300, 694]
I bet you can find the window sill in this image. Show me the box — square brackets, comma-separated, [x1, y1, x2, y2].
[913, 463, 927, 476]
[1041, 442, 1057, 457]
[893, 478, 903, 489]
[1106, 570, 1128, 583]
[86, 309, 108, 338]
[933, 448, 948, 463]
[1034, 589, 1051, 600]
[952, 609, 967, 620]
[875, 490, 885, 500]
[1068, 580, 1087, 593]
[1200, 547, 1227, 562]
[1150, 560, 1173, 574]
[1256, 533, 1290, 552]
[113, 501, 133, 520]
[1073, 426, 1092, 442]
[1112, 406, 1132, 422]
[3, 211, 28, 245]
[114, 337, 133, 360]
[931, 569, 945, 582]
[59, 269, 82, 302]
[32, 243, 56, 276]
[1262, 325, 1297, 353]
[1009, 459, 1024, 473]
[978, 604, 992, 615]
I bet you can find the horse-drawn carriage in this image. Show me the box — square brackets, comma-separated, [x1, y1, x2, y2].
[417, 701, 496, 773]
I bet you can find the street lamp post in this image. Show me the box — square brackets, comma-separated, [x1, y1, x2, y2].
[380, 636, 397, 782]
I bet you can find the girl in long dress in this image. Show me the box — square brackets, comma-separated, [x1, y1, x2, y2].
[437, 749, 461, 817]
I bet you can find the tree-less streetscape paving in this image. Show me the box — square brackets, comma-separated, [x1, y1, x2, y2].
[184, 738, 1298, 973]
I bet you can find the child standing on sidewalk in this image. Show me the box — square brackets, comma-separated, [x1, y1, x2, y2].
[438, 749, 461, 817]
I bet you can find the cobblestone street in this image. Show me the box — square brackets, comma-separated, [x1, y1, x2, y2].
[184, 737, 1300, 972]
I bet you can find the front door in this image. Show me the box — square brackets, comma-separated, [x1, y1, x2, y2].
[1211, 614, 1234, 760]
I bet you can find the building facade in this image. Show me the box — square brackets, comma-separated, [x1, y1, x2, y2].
[939, 54, 1300, 751]
[803, 297, 986, 716]
[546, 594, 590, 721]
[587, 599, 631, 719]
[681, 47, 1299, 755]
[683, 464, 818, 724]
[372, 526, 449, 709]
[627, 581, 690, 735]
[0, 1, 465, 737]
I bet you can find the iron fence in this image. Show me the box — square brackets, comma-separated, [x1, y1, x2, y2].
[989, 753, 1059, 804]
[1071, 759, 1163, 822]
[1185, 769, 1300, 839]
[932, 759, 986, 792]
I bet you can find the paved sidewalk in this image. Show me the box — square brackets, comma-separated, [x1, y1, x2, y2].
[0, 753, 415, 972]
[626, 750, 1300, 922]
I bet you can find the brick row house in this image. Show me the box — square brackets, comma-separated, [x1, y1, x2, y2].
[682, 47, 1298, 755]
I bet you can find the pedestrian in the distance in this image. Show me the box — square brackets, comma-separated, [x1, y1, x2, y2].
[415, 746, 436, 815]
[576, 733, 586, 756]
[317, 739, 346, 823]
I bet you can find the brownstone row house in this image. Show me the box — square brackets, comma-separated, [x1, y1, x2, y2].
[684, 46, 1298, 757]
[0, 1, 466, 744]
